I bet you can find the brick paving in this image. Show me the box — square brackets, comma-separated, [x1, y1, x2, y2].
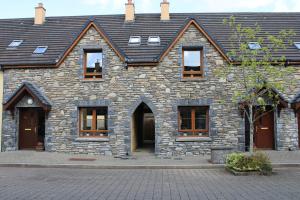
[0, 167, 299, 200]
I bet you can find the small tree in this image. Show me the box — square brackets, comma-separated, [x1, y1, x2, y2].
[218, 16, 296, 153]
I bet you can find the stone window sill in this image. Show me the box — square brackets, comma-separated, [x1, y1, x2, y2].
[175, 136, 212, 142]
[75, 137, 109, 142]
[81, 79, 105, 83]
[180, 78, 207, 82]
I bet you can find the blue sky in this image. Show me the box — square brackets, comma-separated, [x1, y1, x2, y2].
[1, 0, 300, 19]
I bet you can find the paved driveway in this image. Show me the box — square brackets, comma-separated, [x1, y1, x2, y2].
[0, 167, 299, 200]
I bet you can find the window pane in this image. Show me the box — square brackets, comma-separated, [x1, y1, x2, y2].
[86, 52, 102, 73]
[195, 107, 207, 130]
[96, 108, 107, 130]
[179, 107, 192, 130]
[81, 108, 93, 130]
[184, 50, 201, 67]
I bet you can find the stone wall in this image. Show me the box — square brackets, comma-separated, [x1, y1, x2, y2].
[2, 23, 297, 156]
[277, 108, 299, 150]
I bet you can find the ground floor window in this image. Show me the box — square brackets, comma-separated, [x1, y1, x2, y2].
[79, 107, 108, 137]
[178, 106, 209, 137]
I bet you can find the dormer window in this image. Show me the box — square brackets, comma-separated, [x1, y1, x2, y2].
[182, 47, 204, 78]
[248, 42, 261, 50]
[8, 40, 23, 48]
[33, 46, 48, 54]
[294, 42, 300, 50]
[148, 36, 160, 45]
[84, 50, 103, 79]
[128, 36, 141, 46]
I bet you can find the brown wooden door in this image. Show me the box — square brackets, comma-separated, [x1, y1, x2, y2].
[254, 110, 274, 149]
[19, 108, 39, 149]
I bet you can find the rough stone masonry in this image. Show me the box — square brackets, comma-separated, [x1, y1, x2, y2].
[2, 24, 299, 156]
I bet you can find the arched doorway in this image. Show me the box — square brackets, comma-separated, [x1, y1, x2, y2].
[131, 102, 155, 153]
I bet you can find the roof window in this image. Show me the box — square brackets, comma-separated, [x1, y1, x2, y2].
[8, 40, 23, 48]
[128, 36, 141, 46]
[248, 42, 261, 50]
[294, 42, 300, 50]
[33, 46, 48, 54]
[148, 36, 160, 45]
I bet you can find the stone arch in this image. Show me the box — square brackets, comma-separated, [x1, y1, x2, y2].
[128, 96, 158, 117]
[128, 96, 159, 155]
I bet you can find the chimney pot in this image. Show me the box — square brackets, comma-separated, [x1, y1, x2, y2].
[34, 3, 46, 25]
[125, 0, 135, 22]
[161, 0, 170, 21]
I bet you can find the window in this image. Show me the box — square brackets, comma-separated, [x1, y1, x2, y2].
[178, 106, 209, 137]
[8, 40, 23, 48]
[33, 46, 48, 54]
[79, 107, 108, 137]
[84, 50, 103, 79]
[294, 42, 300, 50]
[248, 42, 261, 50]
[182, 47, 203, 78]
[148, 36, 160, 45]
[128, 36, 141, 46]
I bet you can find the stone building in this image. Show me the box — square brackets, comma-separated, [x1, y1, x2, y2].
[0, 1, 299, 156]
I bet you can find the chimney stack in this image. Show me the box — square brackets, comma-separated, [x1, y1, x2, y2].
[160, 0, 170, 21]
[34, 3, 46, 25]
[125, 0, 135, 22]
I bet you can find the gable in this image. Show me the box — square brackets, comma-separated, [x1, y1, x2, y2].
[56, 21, 125, 67]
[159, 19, 230, 63]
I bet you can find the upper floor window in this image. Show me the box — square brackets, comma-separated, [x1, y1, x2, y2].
[248, 42, 261, 50]
[8, 40, 23, 48]
[148, 36, 160, 46]
[79, 107, 108, 137]
[294, 42, 300, 50]
[84, 50, 103, 79]
[178, 106, 209, 137]
[182, 47, 203, 78]
[33, 46, 48, 54]
[128, 36, 141, 46]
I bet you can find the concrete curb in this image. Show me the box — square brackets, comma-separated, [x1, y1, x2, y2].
[0, 163, 224, 169]
[0, 163, 299, 169]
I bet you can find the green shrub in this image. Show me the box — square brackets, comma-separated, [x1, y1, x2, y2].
[226, 152, 272, 174]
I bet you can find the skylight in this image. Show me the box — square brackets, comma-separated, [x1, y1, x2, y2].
[33, 46, 48, 54]
[128, 36, 141, 45]
[248, 42, 261, 50]
[8, 40, 23, 48]
[148, 36, 160, 45]
[294, 42, 300, 50]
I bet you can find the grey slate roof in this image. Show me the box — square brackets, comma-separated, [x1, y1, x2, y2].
[0, 13, 300, 66]
[293, 93, 300, 103]
[4, 82, 51, 109]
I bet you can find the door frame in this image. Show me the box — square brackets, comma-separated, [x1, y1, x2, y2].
[254, 108, 276, 150]
[18, 107, 45, 150]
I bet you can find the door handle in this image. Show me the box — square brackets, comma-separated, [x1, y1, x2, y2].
[25, 128, 31, 131]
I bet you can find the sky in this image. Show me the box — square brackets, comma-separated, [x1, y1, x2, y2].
[0, 0, 300, 19]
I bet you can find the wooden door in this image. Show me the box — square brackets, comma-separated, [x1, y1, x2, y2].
[19, 108, 39, 149]
[254, 110, 274, 149]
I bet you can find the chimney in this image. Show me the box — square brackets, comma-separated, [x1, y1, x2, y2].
[160, 0, 170, 21]
[34, 3, 46, 25]
[125, 0, 135, 22]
